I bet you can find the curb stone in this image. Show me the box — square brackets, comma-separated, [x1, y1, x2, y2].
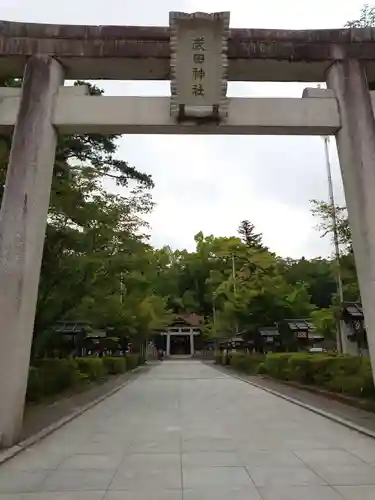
[0, 365, 146, 466]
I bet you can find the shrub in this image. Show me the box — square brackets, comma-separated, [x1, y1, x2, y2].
[263, 353, 293, 380]
[223, 351, 232, 365]
[214, 352, 223, 364]
[340, 375, 372, 397]
[102, 356, 127, 375]
[357, 358, 375, 397]
[332, 356, 363, 376]
[257, 362, 267, 374]
[321, 357, 375, 398]
[230, 353, 265, 374]
[126, 353, 140, 371]
[325, 375, 366, 397]
[308, 356, 336, 386]
[287, 354, 318, 384]
[137, 354, 146, 366]
[26, 366, 43, 402]
[254, 352, 375, 401]
[230, 353, 248, 372]
[76, 357, 107, 381]
[26, 354, 142, 404]
[26, 358, 80, 402]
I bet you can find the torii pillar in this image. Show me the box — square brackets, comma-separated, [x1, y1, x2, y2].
[0, 55, 63, 447]
[326, 59, 375, 376]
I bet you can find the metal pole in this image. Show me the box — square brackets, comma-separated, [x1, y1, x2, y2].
[232, 255, 239, 334]
[232, 255, 236, 292]
[322, 135, 344, 353]
[120, 272, 124, 304]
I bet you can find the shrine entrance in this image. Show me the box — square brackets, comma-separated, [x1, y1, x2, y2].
[170, 336, 191, 356]
[1, 12, 375, 448]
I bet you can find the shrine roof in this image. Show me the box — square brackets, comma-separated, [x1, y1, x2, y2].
[172, 313, 204, 327]
[342, 302, 364, 319]
[258, 326, 280, 337]
[284, 319, 315, 331]
[54, 320, 92, 334]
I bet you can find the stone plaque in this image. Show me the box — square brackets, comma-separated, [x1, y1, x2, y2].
[169, 11, 230, 119]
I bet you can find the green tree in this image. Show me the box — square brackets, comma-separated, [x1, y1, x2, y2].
[310, 200, 360, 302]
[0, 79, 172, 357]
[238, 220, 264, 249]
[200, 234, 313, 342]
[310, 200, 352, 252]
[346, 3, 375, 27]
[279, 256, 337, 308]
[311, 308, 336, 341]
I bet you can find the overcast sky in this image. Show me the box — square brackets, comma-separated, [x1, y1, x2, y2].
[0, 0, 366, 257]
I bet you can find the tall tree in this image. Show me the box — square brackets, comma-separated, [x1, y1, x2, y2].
[310, 200, 352, 253]
[310, 200, 360, 302]
[311, 308, 336, 342]
[279, 256, 337, 309]
[0, 79, 173, 357]
[238, 220, 264, 249]
[193, 234, 313, 339]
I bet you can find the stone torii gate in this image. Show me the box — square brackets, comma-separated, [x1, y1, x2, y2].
[1, 12, 375, 447]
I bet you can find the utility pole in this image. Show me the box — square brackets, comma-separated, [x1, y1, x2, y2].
[212, 294, 216, 326]
[232, 254, 236, 292]
[232, 254, 239, 334]
[322, 135, 344, 354]
[120, 272, 124, 304]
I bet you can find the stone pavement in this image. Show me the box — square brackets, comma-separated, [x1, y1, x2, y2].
[21, 366, 149, 441]
[2, 361, 375, 499]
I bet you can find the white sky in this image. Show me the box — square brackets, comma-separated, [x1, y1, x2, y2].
[0, 0, 366, 257]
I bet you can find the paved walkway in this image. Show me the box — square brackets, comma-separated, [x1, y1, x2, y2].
[2, 361, 375, 499]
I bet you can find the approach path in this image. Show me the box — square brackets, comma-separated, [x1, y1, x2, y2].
[1, 360, 375, 499]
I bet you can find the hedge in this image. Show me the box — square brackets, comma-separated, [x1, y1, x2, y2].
[26, 354, 144, 403]
[76, 357, 107, 381]
[27, 359, 81, 402]
[230, 353, 265, 374]
[263, 353, 292, 380]
[102, 356, 127, 375]
[215, 352, 375, 400]
[126, 353, 142, 371]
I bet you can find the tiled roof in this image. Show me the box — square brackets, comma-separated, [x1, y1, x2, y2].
[258, 327, 280, 337]
[342, 303, 363, 319]
[54, 320, 91, 334]
[174, 313, 204, 327]
[285, 319, 314, 331]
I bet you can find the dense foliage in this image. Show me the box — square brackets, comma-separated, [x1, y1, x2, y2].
[0, 78, 359, 356]
[1, 1, 368, 358]
[216, 353, 375, 400]
[27, 354, 144, 402]
[0, 80, 172, 359]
